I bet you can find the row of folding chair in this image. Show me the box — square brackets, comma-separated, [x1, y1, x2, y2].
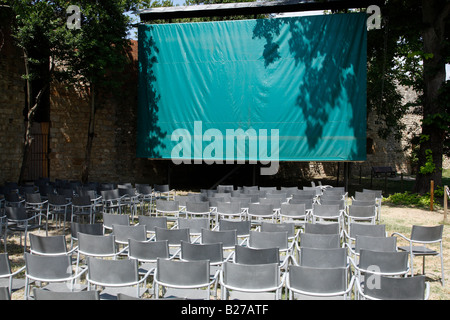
[0, 218, 440, 300]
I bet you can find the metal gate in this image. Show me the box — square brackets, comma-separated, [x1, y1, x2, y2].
[26, 122, 50, 181]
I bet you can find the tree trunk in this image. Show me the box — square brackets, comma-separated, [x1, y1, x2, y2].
[81, 83, 96, 184]
[413, 0, 449, 194]
[18, 49, 48, 185]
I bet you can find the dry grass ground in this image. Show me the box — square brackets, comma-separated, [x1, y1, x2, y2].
[4, 201, 450, 300]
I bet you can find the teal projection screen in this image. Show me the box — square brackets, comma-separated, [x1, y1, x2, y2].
[137, 13, 367, 163]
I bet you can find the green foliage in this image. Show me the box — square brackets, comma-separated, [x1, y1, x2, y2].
[385, 191, 431, 208]
[419, 149, 436, 174]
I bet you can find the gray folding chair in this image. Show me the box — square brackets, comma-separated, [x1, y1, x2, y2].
[215, 202, 244, 224]
[102, 213, 130, 233]
[233, 245, 280, 265]
[300, 233, 341, 249]
[393, 225, 445, 285]
[287, 265, 354, 300]
[350, 249, 410, 299]
[0, 253, 25, 298]
[356, 275, 429, 300]
[33, 288, 99, 300]
[279, 203, 309, 226]
[201, 228, 237, 250]
[29, 234, 76, 257]
[128, 239, 171, 276]
[304, 222, 340, 235]
[70, 222, 103, 249]
[87, 257, 151, 300]
[112, 224, 147, 252]
[24, 253, 88, 300]
[155, 200, 180, 221]
[137, 215, 168, 239]
[220, 261, 285, 300]
[154, 258, 215, 299]
[185, 201, 212, 220]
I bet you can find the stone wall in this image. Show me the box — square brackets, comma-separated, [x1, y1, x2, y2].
[0, 9, 26, 184]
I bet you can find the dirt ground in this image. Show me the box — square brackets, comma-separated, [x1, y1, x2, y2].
[5, 202, 450, 300]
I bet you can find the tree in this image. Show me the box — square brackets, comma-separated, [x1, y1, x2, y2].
[366, 0, 449, 194]
[413, 0, 450, 193]
[62, 0, 145, 183]
[3, 0, 73, 184]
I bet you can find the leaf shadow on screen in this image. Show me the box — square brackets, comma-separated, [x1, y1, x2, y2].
[252, 15, 364, 158]
[138, 26, 167, 158]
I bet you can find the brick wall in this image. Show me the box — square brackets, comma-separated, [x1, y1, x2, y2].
[0, 9, 26, 184]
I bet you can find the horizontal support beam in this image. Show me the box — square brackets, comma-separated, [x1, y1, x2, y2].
[138, 0, 384, 21]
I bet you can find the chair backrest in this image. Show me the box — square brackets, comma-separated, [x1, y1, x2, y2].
[312, 204, 341, 217]
[25, 253, 72, 280]
[354, 191, 376, 201]
[201, 228, 237, 248]
[222, 262, 280, 290]
[291, 193, 315, 201]
[72, 195, 92, 206]
[47, 194, 67, 206]
[280, 187, 299, 196]
[323, 187, 345, 195]
[349, 223, 386, 239]
[289, 198, 313, 210]
[300, 247, 347, 268]
[234, 245, 279, 265]
[180, 241, 223, 264]
[138, 216, 167, 233]
[87, 257, 138, 285]
[156, 200, 179, 212]
[280, 203, 306, 217]
[362, 189, 382, 198]
[154, 184, 170, 193]
[29, 234, 67, 255]
[348, 205, 376, 218]
[137, 185, 153, 195]
[358, 249, 409, 274]
[260, 222, 295, 239]
[219, 219, 251, 237]
[304, 223, 340, 235]
[177, 218, 209, 234]
[300, 233, 341, 249]
[155, 227, 190, 245]
[112, 224, 147, 244]
[100, 189, 121, 200]
[217, 202, 241, 215]
[248, 203, 274, 216]
[0, 287, 10, 300]
[249, 231, 288, 250]
[320, 199, 346, 210]
[25, 193, 42, 204]
[259, 198, 282, 209]
[0, 254, 11, 276]
[217, 185, 234, 193]
[128, 239, 169, 261]
[33, 288, 99, 300]
[363, 275, 427, 300]
[156, 258, 210, 286]
[5, 206, 27, 220]
[351, 199, 376, 206]
[320, 195, 344, 202]
[186, 201, 210, 213]
[71, 222, 104, 239]
[355, 235, 397, 254]
[77, 233, 116, 256]
[103, 213, 130, 230]
[288, 265, 347, 295]
[410, 225, 444, 242]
